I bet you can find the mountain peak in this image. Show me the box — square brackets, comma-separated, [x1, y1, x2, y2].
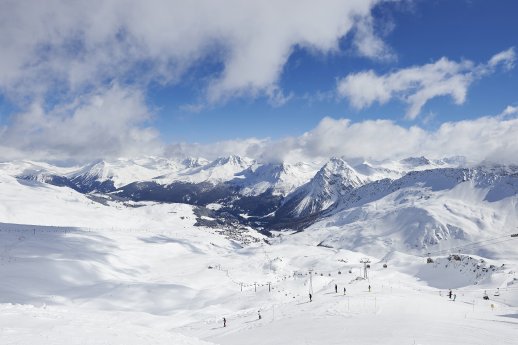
[316, 157, 364, 188]
[181, 157, 209, 168]
[400, 156, 432, 167]
[211, 155, 253, 168]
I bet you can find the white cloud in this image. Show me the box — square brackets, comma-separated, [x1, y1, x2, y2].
[167, 138, 269, 162]
[4, 99, 518, 165]
[488, 47, 516, 70]
[0, 0, 400, 161]
[499, 105, 518, 117]
[166, 109, 518, 165]
[337, 48, 516, 119]
[352, 15, 396, 61]
[0, 85, 162, 161]
[0, 0, 386, 106]
[0, 0, 396, 161]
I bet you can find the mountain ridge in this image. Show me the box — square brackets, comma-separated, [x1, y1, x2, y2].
[5, 155, 518, 250]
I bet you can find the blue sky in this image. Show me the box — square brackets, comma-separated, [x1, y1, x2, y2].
[0, 0, 517, 162]
[153, 0, 518, 143]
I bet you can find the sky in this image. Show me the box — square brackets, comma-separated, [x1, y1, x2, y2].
[0, 0, 517, 164]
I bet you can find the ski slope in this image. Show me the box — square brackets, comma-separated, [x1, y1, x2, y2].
[1, 221, 517, 344]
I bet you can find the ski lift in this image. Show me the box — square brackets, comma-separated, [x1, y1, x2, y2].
[483, 290, 489, 300]
[383, 263, 388, 268]
[494, 288, 500, 297]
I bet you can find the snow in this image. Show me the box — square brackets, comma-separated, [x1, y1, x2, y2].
[0, 159, 517, 344]
[67, 158, 175, 188]
[237, 162, 319, 197]
[1, 217, 516, 344]
[155, 155, 255, 185]
[280, 157, 369, 218]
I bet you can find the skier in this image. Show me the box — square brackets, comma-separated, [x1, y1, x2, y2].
[223, 317, 226, 327]
[483, 290, 489, 300]
[258, 310, 261, 320]
[448, 289, 452, 299]
[335, 284, 338, 293]
[309, 293, 312, 302]
[368, 285, 371, 292]
[343, 287, 346, 295]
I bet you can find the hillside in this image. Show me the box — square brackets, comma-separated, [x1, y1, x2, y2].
[1, 156, 517, 344]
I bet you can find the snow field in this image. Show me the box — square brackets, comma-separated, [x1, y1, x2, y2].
[1, 222, 517, 344]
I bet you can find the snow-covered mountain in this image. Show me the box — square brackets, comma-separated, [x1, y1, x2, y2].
[1, 155, 518, 345]
[352, 161, 402, 181]
[296, 166, 518, 258]
[1, 160, 75, 180]
[233, 162, 319, 197]
[66, 158, 174, 192]
[154, 155, 254, 185]
[273, 158, 367, 224]
[6, 154, 518, 245]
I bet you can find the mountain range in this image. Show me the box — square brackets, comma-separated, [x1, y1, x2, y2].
[2, 155, 517, 257]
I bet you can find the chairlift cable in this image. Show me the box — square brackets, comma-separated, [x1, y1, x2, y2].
[423, 231, 518, 257]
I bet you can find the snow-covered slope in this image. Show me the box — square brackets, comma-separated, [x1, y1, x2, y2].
[352, 160, 402, 181]
[234, 162, 319, 197]
[274, 158, 367, 219]
[1, 160, 76, 182]
[67, 158, 178, 190]
[298, 167, 518, 260]
[0, 218, 516, 345]
[352, 156, 466, 181]
[155, 155, 255, 185]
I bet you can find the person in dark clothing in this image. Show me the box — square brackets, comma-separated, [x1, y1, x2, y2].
[309, 293, 312, 302]
[335, 284, 338, 293]
[368, 285, 371, 292]
[258, 311, 261, 320]
[223, 317, 226, 327]
[448, 289, 452, 299]
[343, 287, 346, 295]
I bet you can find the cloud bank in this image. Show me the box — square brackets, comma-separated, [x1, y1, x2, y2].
[3, 102, 518, 165]
[0, 85, 161, 161]
[166, 110, 518, 165]
[337, 48, 516, 119]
